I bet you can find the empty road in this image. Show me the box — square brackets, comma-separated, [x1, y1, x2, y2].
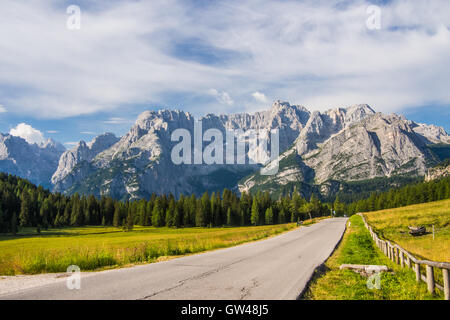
[0, 218, 347, 300]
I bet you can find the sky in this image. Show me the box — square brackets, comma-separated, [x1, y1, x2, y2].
[0, 0, 449, 148]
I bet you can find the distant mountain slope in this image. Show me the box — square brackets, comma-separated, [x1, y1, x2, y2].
[0, 134, 65, 188]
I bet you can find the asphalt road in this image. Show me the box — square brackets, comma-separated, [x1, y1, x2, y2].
[0, 218, 347, 300]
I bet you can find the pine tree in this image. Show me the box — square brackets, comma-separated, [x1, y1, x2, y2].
[0, 205, 4, 233]
[152, 198, 164, 227]
[40, 198, 51, 230]
[333, 196, 344, 216]
[265, 207, 273, 225]
[11, 211, 17, 235]
[226, 207, 232, 226]
[104, 197, 115, 225]
[126, 206, 134, 231]
[138, 200, 147, 226]
[166, 198, 175, 227]
[63, 204, 71, 226]
[251, 199, 259, 226]
[146, 199, 154, 226]
[278, 208, 286, 224]
[19, 190, 32, 227]
[113, 203, 121, 227]
[195, 202, 205, 227]
[239, 191, 251, 226]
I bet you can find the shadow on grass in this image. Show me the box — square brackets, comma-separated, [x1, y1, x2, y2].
[297, 263, 331, 300]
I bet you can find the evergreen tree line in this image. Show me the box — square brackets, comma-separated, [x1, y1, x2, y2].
[0, 172, 449, 234]
[0, 173, 330, 233]
[335, 175, 450, 215]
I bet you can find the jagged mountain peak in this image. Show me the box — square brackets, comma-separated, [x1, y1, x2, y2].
[0, 133, 64, 188]
[27, 101, 449, 200]
[408, 120, 450, 144]
[87, 132, 119, 150]
[40, 138, 66, 152]
[292, 103, 377, 156]
[269, 100, 309, 114]
[135, 109, 194, 131]
[51, 132, 120, 187]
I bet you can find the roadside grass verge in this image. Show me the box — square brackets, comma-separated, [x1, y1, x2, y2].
[303, 215, 443, 300]
[0, 223, 296, 275]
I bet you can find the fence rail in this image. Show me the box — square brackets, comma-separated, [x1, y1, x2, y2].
[357, 213, 450, 300]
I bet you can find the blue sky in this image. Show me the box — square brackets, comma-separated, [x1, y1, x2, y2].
[0, 0, 449, 147]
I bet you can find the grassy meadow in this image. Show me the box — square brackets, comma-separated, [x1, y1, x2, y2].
[0, 223, 297, 275]
[363, 198, 450, 262]
[304, 215, 442, 300]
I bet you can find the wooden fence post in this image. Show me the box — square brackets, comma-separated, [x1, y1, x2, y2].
[426, 265, 435, 295]
[399, 250, 404, 268]
[415, 263, 420, 282]
[405, 255, 411, 268]
[443, 268, 449, 301]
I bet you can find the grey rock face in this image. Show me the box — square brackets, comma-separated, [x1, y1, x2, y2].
[0, 134, 65, 188]
[239, 109, 449, 196]
[25, 101, 449, 200]
[52, 133, 119, 190]
[51, 102, 313, 199]
[294, 104, 375, 155]
[303, 113, 432, 183]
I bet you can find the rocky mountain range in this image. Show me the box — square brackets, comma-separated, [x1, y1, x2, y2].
[1, 101, 449, 199]
[0, 134, 65, 189]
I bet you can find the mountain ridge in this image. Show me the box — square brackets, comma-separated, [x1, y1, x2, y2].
[1, 101, 449, 199]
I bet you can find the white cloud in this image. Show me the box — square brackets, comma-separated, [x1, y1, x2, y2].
[0, 0, 449, 117]
[252, 91, 268, 104]
[64, 142, 79, 147]
[208, 89, 234, 106]
[46, 130, 59, 134]
[10, 123, 45, 145]
[80, 131, 96, 135]
[103, 117, 128, 124]
[0, 104, 6, 113]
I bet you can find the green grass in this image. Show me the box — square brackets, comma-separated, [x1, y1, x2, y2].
[0, 223, 296, 275]
[364, 199, 450, 262]
[303, 215, 443, 300]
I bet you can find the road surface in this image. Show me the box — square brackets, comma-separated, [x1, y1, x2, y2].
[0, 218, 347, 300]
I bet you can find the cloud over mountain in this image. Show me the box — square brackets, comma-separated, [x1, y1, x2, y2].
[10, 123, 46, 145]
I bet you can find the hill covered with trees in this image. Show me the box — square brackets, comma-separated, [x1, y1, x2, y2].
[0, 172, 449, 235]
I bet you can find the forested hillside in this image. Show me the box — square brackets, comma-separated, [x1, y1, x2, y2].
[0, 172, 449, 234]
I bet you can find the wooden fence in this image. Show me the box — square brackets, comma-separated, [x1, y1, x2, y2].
[357, 213, 450, 300]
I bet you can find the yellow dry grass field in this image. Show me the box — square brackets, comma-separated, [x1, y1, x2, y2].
[0, 223, 297, 275]
[363, 199, 450, 262]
